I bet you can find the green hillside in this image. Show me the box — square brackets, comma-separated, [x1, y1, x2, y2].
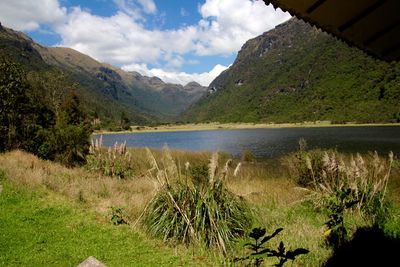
[0, 25, 207, 127]
[35, 46, 206, 119]
[183, 19, 400, 124]
[0, 26, 154, 126]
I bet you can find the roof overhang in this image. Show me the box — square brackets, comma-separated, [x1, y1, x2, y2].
[263, 0, 400, 62]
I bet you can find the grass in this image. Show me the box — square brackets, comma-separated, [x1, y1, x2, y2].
[0, 183, 209, 267]
[0, 148, 399, 266]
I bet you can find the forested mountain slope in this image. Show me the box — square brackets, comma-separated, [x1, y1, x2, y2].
[0, 24, 207, 126]
[183, 19, 400, 123]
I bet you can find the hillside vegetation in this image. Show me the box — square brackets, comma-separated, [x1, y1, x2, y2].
[184, 19, 400, 124]
[0, 25, 206, 127]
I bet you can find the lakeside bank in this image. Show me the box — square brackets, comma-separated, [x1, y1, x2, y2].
[94, 121, 400, 135]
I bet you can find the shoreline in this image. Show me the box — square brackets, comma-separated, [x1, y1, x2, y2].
[93, 121, 400, 135]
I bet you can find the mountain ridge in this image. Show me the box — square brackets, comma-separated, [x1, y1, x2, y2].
[184, 18, 400, 123]
[0, 24, 207, 125]
[32, 39, 207, 119]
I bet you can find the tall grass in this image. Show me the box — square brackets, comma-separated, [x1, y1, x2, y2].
[312, 151, 393, 220]
[87, 136, 134, 178]
[143, 149, 252, 254]
[283, 139, 393, 220]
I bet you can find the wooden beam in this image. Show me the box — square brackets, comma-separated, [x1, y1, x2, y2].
[364, 20, 400, 46]
[306, 0, 328, 14]
[382, 42, 400, 57]
[339, 0, 387, 32]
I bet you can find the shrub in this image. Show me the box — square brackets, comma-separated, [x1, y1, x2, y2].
[312, 151, 393, 220]
[305, 151, 394, 248]
[143, 149, 252, 254]
[86, 136, 134, 179]
[37, 124, 90, 167]
[323, 188, 358, 249]
[109, 206, 129, 225]
[282, 139, 328, 187]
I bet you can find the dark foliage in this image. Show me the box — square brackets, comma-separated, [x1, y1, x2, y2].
[0, 57, 33, 151]
[0, 56, 91, 166]
[235, 227, 309, 266]
[324, 226, 400, 267]
[324, 189, 358, 249]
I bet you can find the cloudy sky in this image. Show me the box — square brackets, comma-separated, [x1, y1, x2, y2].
[0, 0, 290, 86]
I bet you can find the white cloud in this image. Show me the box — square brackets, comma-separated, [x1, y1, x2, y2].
[55, 8, 199, 67]
[137, 0, 156, 14]
[113, 0, 156, 19]
[123, 63, 229, 87]
[195, 0, 291, 55]
[0, 0, 66, 31]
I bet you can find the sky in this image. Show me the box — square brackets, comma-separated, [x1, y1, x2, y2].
[0, 0, 291, 86]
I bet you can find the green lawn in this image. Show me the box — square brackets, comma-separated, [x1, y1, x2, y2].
[0, 183, 207, 267]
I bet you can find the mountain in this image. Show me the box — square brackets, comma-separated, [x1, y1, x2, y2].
[183, 18, 400, 124]
[34, 45, 207, 118]
[0, 24, 207, 126]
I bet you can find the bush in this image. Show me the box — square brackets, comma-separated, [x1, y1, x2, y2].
[283, 139, 328, 187]
[109, 206, 129, 225]
[313, 151, 393, 220]
[86, 136, 134, 178]
[304, 151, 394, 248]
[0, 58, 92, 167]
[143, 149, 252, 253]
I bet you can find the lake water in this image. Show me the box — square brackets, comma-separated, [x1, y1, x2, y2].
[96, 126, 400, 159]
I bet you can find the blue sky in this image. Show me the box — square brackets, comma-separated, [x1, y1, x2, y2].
[0, 0, 290, 85]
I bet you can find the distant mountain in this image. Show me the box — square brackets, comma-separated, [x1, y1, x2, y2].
[34, 45, 207, 118]
[183, 19, 400, 123]
[0, 24, 207, 125]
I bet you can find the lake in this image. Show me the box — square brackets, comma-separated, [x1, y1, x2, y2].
[96, 126, 400, 159]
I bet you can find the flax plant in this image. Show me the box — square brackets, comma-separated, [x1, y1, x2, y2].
[143, 149, 252, 254]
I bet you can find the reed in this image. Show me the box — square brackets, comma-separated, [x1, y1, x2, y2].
[87, 135, 134, 179]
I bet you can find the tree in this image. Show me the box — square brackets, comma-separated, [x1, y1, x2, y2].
[0, 57, 92, 166]
[120, 111, 130, 130]
[0, 57, 31, 151]
[58, 92, 86, 126]
[36, 91, 92, 167]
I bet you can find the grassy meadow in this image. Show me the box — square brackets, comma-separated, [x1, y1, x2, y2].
[0, 145, 399, 266]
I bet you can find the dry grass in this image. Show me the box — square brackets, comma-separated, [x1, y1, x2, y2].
[0, 149, 229, 221]
[0, 149, 308, 228]
[227, 165, 306, 206]
[0, 150, 155, 221]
